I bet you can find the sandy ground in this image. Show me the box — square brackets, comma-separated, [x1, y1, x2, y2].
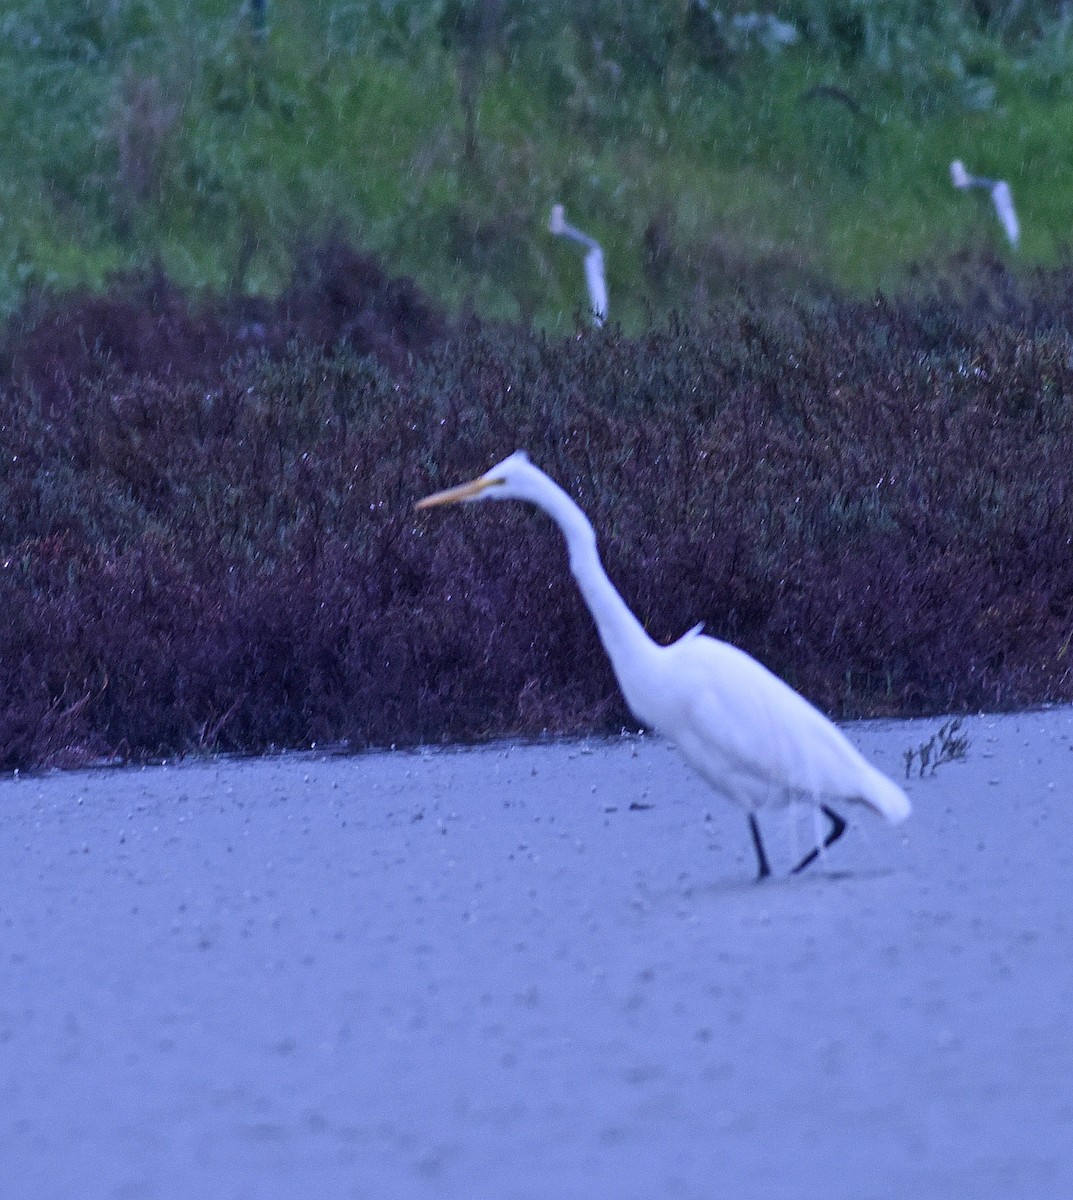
[1, 708, 1072, 1200]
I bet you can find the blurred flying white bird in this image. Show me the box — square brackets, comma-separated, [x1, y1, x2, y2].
[548, 204, 608, 327]
[417, 451, 911, 881]
[950, 159, 1020, 248]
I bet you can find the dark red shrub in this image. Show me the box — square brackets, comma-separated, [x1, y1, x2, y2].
[2, 253, 1073, 769]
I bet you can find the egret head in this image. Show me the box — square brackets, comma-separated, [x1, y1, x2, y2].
[416, 450, 546, 511]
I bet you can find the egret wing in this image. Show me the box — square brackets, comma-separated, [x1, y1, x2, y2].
[666, 637, 879, 805]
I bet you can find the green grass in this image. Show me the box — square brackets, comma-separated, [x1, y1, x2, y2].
[3, 2, 1073, 327]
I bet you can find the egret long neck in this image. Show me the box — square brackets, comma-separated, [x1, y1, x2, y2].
[536, 480, 655, 678]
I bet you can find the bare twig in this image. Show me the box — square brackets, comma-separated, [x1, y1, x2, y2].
[904, 717, 970, 779]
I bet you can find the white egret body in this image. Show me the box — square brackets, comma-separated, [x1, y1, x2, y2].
[950, 159, 1020, 248]
[548, 204, 608, 327]
[417, 451, 910, 879]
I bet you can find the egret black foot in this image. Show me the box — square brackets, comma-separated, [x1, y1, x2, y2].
[790, 804, 848, 874]
[749, 813, 772, 882]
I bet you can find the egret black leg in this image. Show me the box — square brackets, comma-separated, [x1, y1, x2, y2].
[748, 813, 771, 882]
[790, 804, 848, 875]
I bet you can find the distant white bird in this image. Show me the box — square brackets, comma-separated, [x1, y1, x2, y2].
[950, 159, 1020, 248]
[417, 451, 911, 881]
[548, 204, 608, 327]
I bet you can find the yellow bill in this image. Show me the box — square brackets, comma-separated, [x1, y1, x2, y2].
[415, 476, 494, 510]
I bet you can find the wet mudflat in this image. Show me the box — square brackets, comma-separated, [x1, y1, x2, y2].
[1, 709, 1072, 1200]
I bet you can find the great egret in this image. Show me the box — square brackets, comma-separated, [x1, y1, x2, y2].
[548, 204, 608, 327]
[416, 451, 911, 880]
[950, 159, 1020, 248]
